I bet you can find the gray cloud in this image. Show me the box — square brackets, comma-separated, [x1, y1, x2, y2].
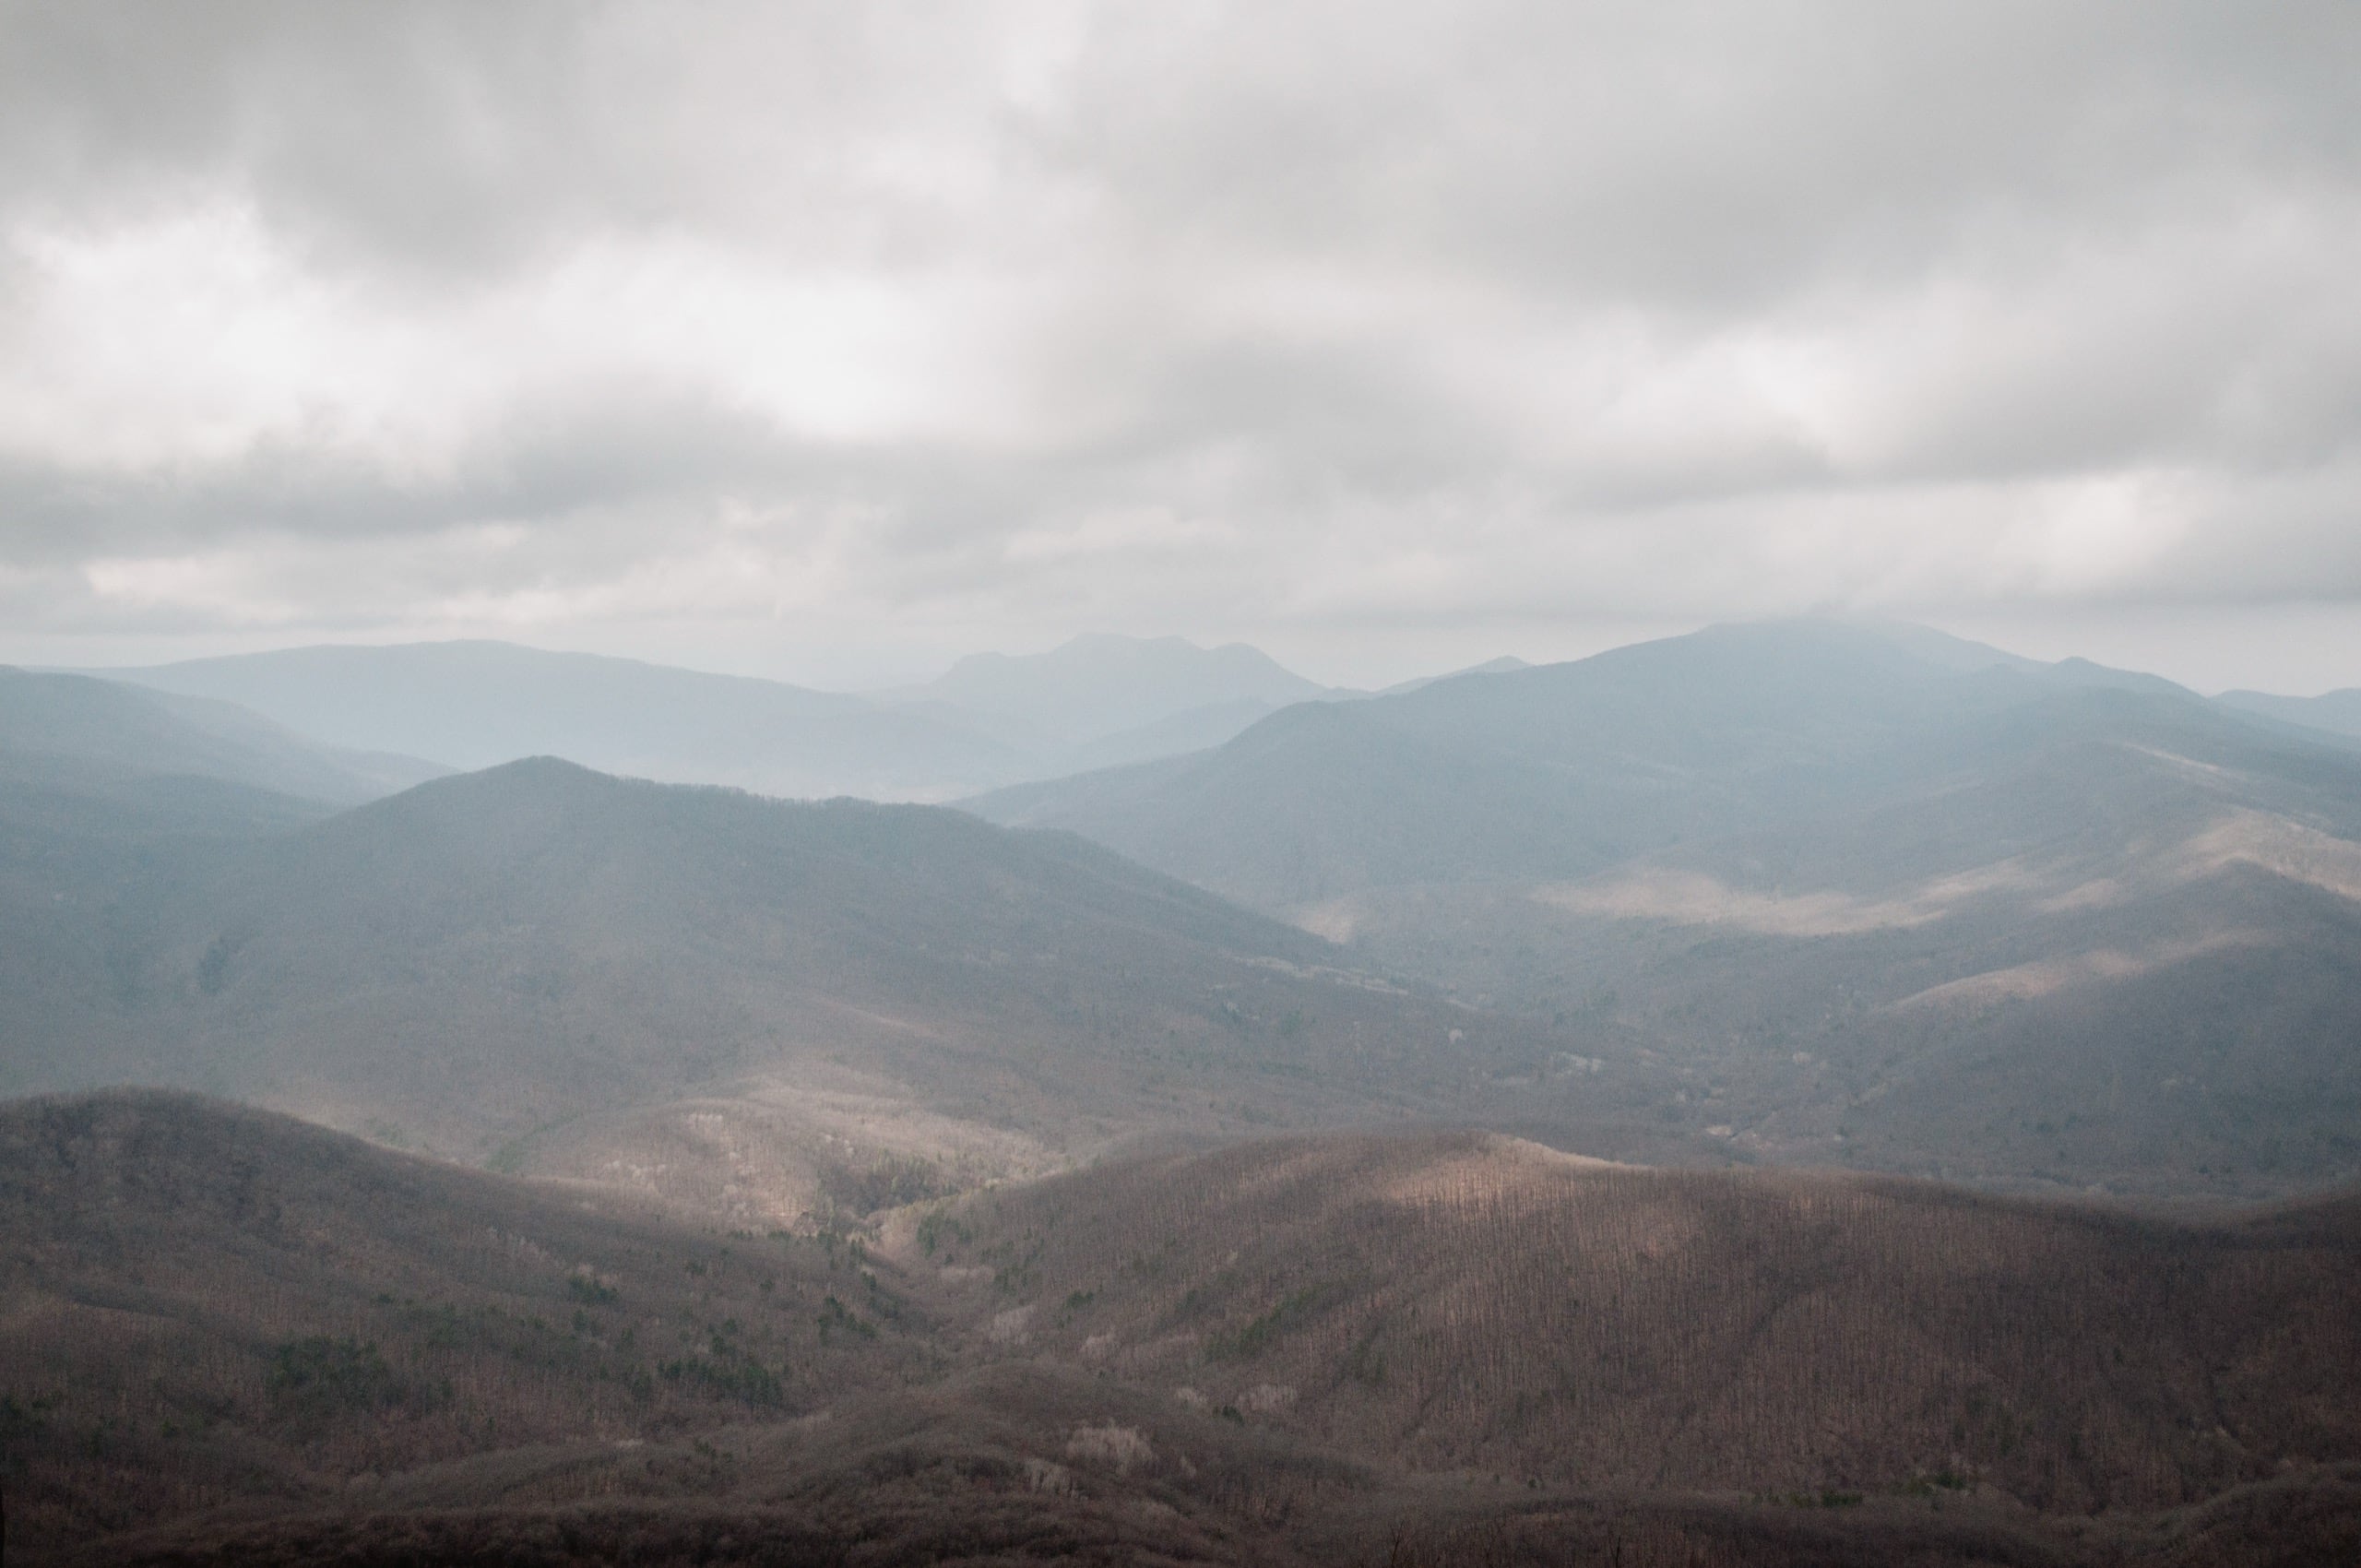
[1, 0, 2357, 684]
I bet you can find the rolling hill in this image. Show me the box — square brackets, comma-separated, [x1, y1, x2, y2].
[967, 622, 2361, 1199]
[10, 1093, 2360, 1565]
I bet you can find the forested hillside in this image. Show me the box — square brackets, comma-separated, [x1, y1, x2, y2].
[944, 1131, 2361, 1511]
[9, 1095, 2360, 1566]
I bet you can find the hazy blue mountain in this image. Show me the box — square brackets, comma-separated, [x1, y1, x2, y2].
[1373, 653, 1531, 695]
[98, 635, 1342, 802]
[2219, 686, 2361, 740]
[1058, 695, 1296, 771]
[4, 756, 1614, 1222]
[967, 620, 2361, 1196]
[30, 622, 2361, 1202]
[1, 665, 445, 809]
[968, 621, 2102, 906]
[967, 621, 2285, 904]
[0, 669, 449, 1098]
[883, 633, 1329, 753]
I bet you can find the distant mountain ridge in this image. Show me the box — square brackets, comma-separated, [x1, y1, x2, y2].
[24, 621, 2361, 1203]
[2220, 685, 2361, 741]
[966, 619, 2361, 1198]
[89, 633, 1345, 801]
[1, 665, 445, 809]
[882, 632, 1330, 747]
[1, 746, 1641, 1226]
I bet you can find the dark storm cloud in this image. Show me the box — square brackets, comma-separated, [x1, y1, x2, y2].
[1, 0, 2356, 670]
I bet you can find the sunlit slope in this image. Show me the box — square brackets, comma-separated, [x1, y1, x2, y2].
[946, 1129, 2361, 1512]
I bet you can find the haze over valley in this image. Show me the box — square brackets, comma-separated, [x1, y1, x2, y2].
[6, 2, 2361, 1562]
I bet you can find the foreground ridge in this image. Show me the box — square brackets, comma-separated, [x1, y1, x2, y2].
[5, 1093, 2358, 1563]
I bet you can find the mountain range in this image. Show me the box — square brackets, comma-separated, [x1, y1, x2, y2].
[969, 621, 2361, 1197]
[13, 620, 2361, 1203]
[89, 634, 1350, 802]
[5, 675, 1699, 1225]
[9, 620, 2361, 1560]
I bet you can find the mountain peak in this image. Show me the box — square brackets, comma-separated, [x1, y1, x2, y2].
[913, 634, 1325, 748]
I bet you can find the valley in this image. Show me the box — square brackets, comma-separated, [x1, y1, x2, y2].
[6, 622, 2361, 1562]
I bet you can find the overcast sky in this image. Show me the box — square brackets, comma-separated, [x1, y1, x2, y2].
[2, 1, 2357, 691]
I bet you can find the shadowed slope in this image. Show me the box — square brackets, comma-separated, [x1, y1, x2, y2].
[0, 1090, 933, 1557]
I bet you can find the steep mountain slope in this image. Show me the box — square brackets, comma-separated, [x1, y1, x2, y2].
[967, 623, 2361, 1198]
[12, 1095, 2361, 1566]
[6, 760, 1653, 1221]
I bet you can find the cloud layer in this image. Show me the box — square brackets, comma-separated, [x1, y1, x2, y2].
[3, 1, 2357, 683]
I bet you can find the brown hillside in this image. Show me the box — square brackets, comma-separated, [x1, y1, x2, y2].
[0, 1090, 931, 1555]
[937, 1131, 2361, 1513]
[11, 1095, 2361, 1565]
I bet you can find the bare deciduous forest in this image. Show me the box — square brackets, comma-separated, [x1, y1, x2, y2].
[5, 1093, 2358, 1565]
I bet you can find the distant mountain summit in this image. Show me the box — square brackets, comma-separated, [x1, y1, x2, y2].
[105, 639, 862, 764]
[92, 635, 1341, 800]
[0, 751, 1583, 1222]
[2219, 685, 2361, 742]
[968, 618, 2361, 1198]
[881, 633, 1331, 761]
[0, 664, 444, 811]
